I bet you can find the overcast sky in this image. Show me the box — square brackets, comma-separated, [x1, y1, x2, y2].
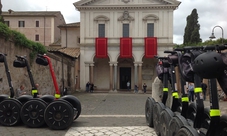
[2, 0, 227, 44]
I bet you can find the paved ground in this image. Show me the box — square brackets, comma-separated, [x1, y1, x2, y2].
[1, 91, 227, 136]
[1, 91, 157, 136]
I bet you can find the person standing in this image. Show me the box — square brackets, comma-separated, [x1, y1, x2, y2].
[201, 82, 207, 100]
[188, 82, 195, 102]
[143, 83, 147, 93]
[127, 81, 130, 91]
[134, 84, 138, 93]
[90, 82, 94, 93]
[86, 81, 90, 93]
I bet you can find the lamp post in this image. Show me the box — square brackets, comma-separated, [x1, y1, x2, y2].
[209, 25, 224, 44]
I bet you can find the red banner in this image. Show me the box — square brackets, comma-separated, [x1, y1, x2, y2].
[120, 38, 132, 58]
[144, 37, 157, 58]
[95, 38, 108, 58]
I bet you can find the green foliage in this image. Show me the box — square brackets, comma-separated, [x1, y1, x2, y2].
[174, 38, 227, 49]
[183, 9, 202, 45]
[0, 22, 47, 62]
[0, 22, 11, 40]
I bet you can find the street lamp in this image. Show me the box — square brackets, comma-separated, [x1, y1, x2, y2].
[209, 25, 224, 44]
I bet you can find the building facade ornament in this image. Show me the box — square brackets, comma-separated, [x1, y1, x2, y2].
[122, 0, 130, 3]
[118, 11, 134, 23]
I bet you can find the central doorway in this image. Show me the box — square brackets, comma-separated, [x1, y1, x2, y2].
[120, 67, 131, 89]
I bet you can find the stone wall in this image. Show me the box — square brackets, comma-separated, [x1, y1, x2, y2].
[0, 37, 75, 96]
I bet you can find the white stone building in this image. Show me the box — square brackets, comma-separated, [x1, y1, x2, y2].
[69, 0, 181, 92]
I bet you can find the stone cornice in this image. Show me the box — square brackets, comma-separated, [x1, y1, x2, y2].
[76, 5, 180, 11]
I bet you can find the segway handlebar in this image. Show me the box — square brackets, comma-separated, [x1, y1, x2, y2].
[164, 50, 176, 54]
[203, 44, 227, 51]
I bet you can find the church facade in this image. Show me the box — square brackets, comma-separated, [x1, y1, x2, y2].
[74, 0, 181, 91]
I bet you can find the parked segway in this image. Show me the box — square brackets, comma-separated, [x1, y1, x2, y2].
[13, 55, 48, 128]
[192, 44, 227, 135]
[145, 96, 156, 127]
[0, 53, 28, 126]
[36, 54, 81, 130]
[165, 49, 202, 135]
[158, 51, 187, 136]
[152, 56, 172, 136]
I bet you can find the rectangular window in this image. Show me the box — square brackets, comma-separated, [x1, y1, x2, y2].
[147, 23, 154, 37]
[98, 24, 105, 37]
[36, 21, 39, 27]
[18, 21, 25, 27]
[123, 24, 129, 37]
[5, 21, 10, 27]
[35, 35, 39, 41]
[77, 37, 80, 43]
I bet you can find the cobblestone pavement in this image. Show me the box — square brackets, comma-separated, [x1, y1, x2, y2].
[1, 91, 157, 136]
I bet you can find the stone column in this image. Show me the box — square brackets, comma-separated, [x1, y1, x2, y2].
[85, 63, 90, 90]
[90, 63, 94, 84]
[138, 63, 142, 92]
[109, 63, 113, 91]
[134, 63, 138, 91]
[114, 63, 118, 92]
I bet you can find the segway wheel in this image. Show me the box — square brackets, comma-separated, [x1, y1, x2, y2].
[145, 97, 155, 127]
[160, 107, 174, 136]
[153, 102, 165, 135]
[200, 107, 210, 130]
[176, 125, 199, 136]
[215, 115, 227, 135]
[44, 99, 74, 130]
[20, 98, 47, 128]
[186, 102, 197, 122]
[0, 95, 9, 103]
[60, 95, 81, 120]
[17, 95, 33, 105]
[40, 95, 55, 105]
[168, 113, 190, 136]
[0, 99, 22, 126]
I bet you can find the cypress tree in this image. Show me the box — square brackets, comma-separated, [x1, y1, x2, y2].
[183, 8, 201, 45]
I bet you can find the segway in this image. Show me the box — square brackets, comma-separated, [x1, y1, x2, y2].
[152, 56, 173, 136]
[13, 55, 48, 128]
[166, 49, 200, 135]
[36, 54, 81, 130]
[158, 51, 188, 136]
[192, 44, 227, 135]
[0, 53, 27, 126]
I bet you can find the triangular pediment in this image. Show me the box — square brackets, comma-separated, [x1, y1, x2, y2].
[74, 0, 181, 10]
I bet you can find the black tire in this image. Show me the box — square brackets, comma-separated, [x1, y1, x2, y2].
[186, 102, 197, 122]
[40, 95, 55, 105]
[215, 115, 227, 136]
[145, 97, 155, 127]
[44, 99, 74, 130]
[176, 125, 199, 136]
[153, 102, 165, 135]
[168, 114, 190, 136]
[17, 95, 33, 105]
[201, 107, 210, 130]
[160, 107, 174, 136]
[0, 99, 22, 126]
[20, 98, 47, 128]
[60, 95, 81, 120]
[0, 95, 9, 103]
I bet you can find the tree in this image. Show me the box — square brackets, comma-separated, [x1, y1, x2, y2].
[0, 0, 2, 15]
[0, 0, 4, 23]
[183, 8, 201, 45]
